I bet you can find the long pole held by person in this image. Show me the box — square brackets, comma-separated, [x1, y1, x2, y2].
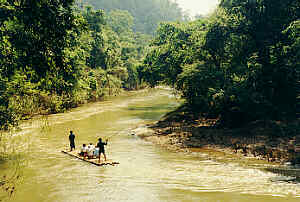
[105, 131, 121, 140]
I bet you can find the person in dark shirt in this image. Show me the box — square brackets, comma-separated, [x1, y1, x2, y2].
[96, 138, 107, 162]
[69, 131, 75, 151]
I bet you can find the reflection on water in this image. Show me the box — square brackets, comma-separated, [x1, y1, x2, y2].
[2, 88, 300, 202]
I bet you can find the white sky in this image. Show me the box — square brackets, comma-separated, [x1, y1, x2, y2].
[173, 0, 220, 16]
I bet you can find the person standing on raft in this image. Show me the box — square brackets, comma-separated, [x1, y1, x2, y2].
[97, 138, 107, 162]
[69, 131, 75, 151]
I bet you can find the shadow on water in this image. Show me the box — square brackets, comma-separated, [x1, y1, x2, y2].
[127, 103, 180, 120]
[127, 105, 177, 112]
[263, 167, 300, 183]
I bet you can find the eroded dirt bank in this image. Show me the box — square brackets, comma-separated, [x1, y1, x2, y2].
[136, 106, 300, 165]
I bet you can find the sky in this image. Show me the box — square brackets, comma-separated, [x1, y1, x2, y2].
[173, 0, 220, 16]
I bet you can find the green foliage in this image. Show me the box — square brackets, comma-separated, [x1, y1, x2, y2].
[82, 6, 151, 91]
[107, 9, 134, 35]
[283, 20, 300, 72]
[82, 0, 186, 34]
[125, 63, 139, 90]
[0, 77, 15, 130]
[141, 1, 300, 127]
[141, 20, 208, 87]
[0, 0, 154, 130]
[0, 0, 85, 128]
[0, 0, 86, 95]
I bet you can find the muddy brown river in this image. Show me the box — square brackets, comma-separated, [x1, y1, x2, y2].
[1, 88, 300, 201]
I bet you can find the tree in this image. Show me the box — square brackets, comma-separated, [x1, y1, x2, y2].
[83, 0, 185, 34]
[107, 9, 134, 35]
[0, 0, 86, 127]
[141, 0, 300, 126]
[2, 0, 85, 94]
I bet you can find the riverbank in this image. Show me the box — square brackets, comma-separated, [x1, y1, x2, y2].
[5, 86, 150, 130]
[137, 105, 300, 165]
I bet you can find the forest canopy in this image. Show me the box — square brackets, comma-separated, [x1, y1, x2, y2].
[140, 0, 300, 127]
[80, 0, 188, 34]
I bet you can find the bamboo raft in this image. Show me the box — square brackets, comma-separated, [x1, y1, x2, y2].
[61, 150, 119, 166]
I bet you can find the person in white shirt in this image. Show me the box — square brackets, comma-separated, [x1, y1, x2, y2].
[87, 143, 95, 159]
[80, 144, 88, 159]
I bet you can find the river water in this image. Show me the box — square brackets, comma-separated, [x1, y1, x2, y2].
[2, 88, 300, 202]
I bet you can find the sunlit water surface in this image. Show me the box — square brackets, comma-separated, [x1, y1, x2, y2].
[2, 89, 300, 202]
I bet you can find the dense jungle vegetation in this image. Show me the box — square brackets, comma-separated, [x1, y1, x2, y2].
[0, 0, 299, 129]
[0, 0, 173, 130]
[141, 0, 300, 127]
